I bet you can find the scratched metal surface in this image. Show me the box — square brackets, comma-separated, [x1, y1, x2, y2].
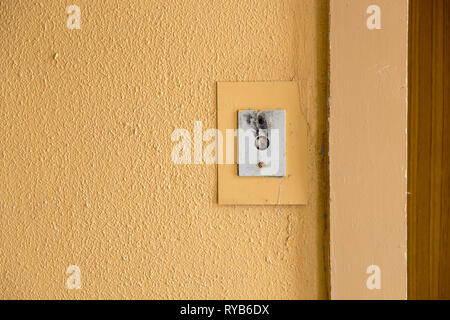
[238, 110, 286, 177]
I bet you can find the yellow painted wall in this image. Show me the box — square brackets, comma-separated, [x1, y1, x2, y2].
[0, 0, 329, 299]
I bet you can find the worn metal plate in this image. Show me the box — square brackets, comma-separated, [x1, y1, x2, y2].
[217, 81, 308, 205]
[238, 110, 286, 177]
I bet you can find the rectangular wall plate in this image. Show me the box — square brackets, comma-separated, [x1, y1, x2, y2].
[238, 110, 286, 177]
[217, 81, 308, 205]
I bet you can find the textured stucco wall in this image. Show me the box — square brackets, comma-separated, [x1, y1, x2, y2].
[0, 0, 329, 299]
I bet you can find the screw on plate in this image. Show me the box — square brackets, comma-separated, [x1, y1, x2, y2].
[255, 136, 270, 151]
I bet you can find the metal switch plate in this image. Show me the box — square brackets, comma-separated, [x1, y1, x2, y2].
[238, 110, 286, 177]
[217, 81, 307, 205]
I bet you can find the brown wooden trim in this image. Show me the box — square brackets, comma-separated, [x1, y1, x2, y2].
[408, 0, 450, 300]
[438, 0, 450, 300]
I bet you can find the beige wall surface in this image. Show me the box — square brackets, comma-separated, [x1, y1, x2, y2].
[0, 0, 329, 299]
[330, 0, 408, 299]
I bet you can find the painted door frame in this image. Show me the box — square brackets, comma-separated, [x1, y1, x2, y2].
[329, 0, 409, 299]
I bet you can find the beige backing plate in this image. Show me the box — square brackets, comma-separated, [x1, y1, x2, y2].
[217, 81, 308, 205]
